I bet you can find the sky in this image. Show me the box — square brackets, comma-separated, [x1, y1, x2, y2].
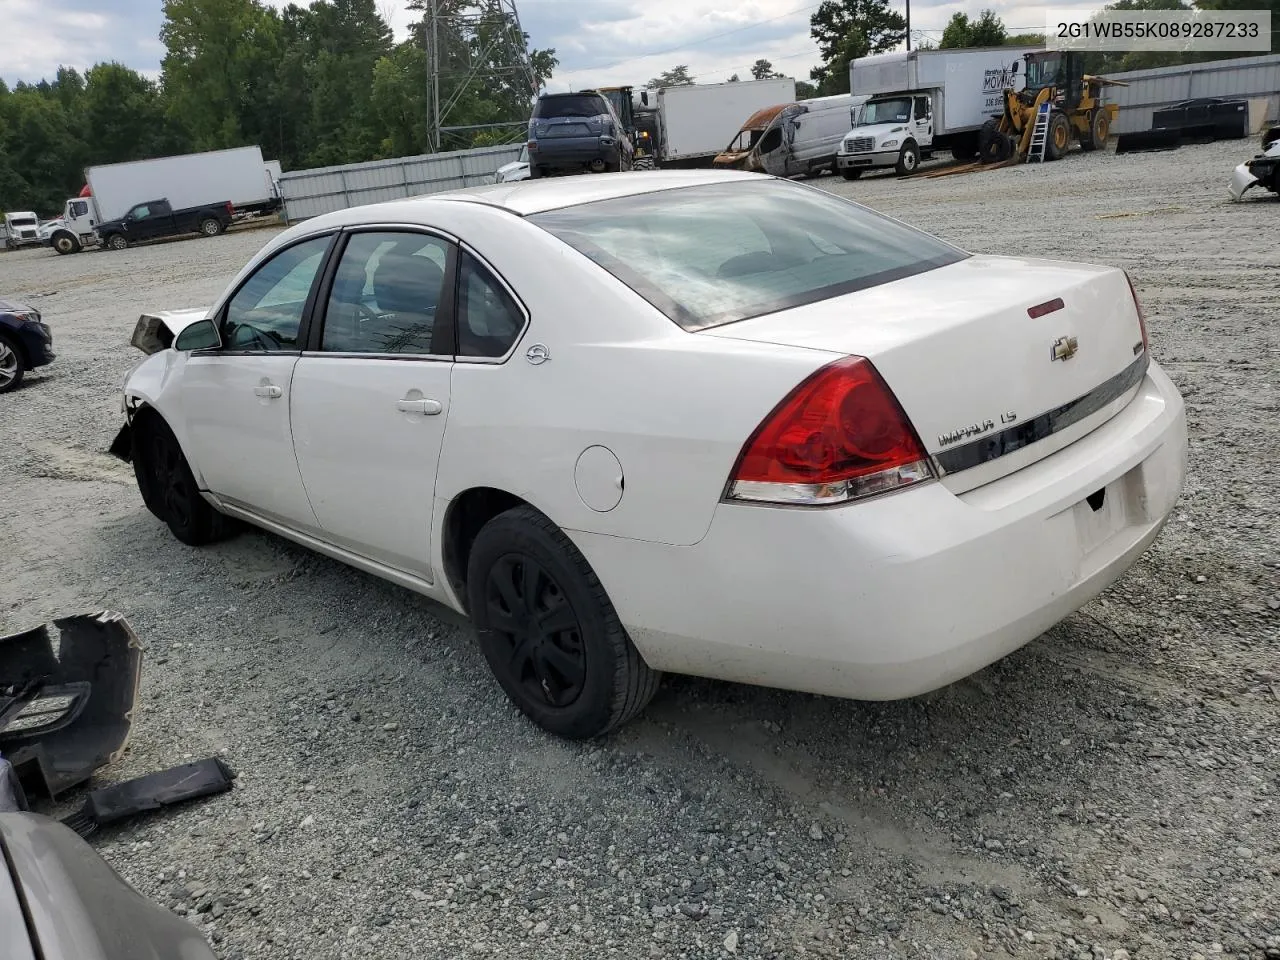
[0, 0, 1103, 92]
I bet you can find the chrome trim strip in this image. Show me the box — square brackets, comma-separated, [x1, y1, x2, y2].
[932, 351, 1150, 477]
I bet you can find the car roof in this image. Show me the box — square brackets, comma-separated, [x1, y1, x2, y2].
[297, 169, 769, 231]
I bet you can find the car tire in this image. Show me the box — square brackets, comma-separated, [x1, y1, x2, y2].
[52, 232, 80, 255]
[466, 504, 660, 739]
[895, 141, 920, 175]
[0, 332, 25, 393]
[200, 218, 222, 237]
[841, 168, 863, 180]
[132, 412, 234, 546]
[105, 234, 128, 250]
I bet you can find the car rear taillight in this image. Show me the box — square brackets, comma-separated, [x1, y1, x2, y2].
[226, 202, 235, 216]
[724, 356, 935, 506]
[527, 139, 538, 151]
[1125, 271, 1149, 353]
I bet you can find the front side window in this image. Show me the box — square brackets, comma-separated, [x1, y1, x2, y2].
[914, 97, 930, 120]
[457, 251, 524, 358]
[320, 231, 450, 355]
[128, 204, 151, 219]
[222, 234, 331, 351]
[70, 201, 89, 218]
[530, 180, 967, 332]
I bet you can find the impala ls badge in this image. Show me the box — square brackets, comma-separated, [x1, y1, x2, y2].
[1051, 335, 1079, 362]
[526, 343, 550, 365]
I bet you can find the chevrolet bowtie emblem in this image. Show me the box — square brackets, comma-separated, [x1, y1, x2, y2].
[1051, 335, 1079, 361]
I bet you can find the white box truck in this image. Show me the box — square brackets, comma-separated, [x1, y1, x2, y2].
[642, 78, 797, 165]
[835, 46, 1042, 177]
[48, 146, 283, 255]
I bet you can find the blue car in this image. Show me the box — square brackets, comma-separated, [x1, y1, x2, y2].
[527, 91, 634, 178]
[0, 297, 55, 393]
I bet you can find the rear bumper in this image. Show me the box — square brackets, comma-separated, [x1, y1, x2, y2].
[570, 360, 1187, 701]
[531, 137, 616, 169]
[837, 150, 898, 170]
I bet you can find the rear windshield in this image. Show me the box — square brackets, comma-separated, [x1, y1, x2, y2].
[529, 180, 967, 331]
[533, 95, 608, 119]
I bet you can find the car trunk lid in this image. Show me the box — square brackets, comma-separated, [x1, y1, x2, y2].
[702, 254, 1149, 493]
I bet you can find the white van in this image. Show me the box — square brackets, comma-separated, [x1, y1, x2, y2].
[713, 94, 867, 178]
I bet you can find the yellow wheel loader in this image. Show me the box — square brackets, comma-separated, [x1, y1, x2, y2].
[978, 51, 1126, 164]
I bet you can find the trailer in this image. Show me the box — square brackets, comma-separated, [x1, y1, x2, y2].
[641, 78, 797, 166]
[48, 146, 283, 255]
[835, 46, 1043, 175]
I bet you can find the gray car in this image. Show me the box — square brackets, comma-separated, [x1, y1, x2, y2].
[0, 812, 216, 960]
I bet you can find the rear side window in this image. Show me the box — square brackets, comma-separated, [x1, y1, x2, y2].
[534, 95, 608, 119]
[530, 180, 967, 332]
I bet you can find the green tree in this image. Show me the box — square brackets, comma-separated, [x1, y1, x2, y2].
[809, 0, 905, 94]
[795, 79, 818, 98]
[750, 58, 778, 80]
[82, 63, 177, 164]
[940, 9, 1008, 48]
[646, 65, 695, 88]
[160, 0, 282, 149]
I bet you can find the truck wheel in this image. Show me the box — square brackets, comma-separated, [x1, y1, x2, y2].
[1046, 112, 1072, 161]
[1081, 109, 1109, 152]
[200, 218, 223, 237]
[951, 134, 979, 162]
[52, 232, 80, 255]
[105, 234, 128, 250]
[841, 168, 863, 180]
[979, 120, 1012, 163]
[895, 141, 920, 175]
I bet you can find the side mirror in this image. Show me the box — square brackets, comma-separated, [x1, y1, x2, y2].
[174, 318, 222, 351]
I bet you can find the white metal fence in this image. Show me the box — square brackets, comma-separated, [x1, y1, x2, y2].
[1108, 54, 1280, 134]
[279, 143, 523, 223]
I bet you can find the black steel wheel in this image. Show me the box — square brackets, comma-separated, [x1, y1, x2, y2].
[132, 413, 233, 546]
[467, 505, 660, 739]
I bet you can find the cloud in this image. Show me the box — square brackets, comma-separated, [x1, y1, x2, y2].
[1, 0, 1109, 92]
[0, 0, 164, 86]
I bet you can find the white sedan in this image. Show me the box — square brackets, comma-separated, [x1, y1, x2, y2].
[112, 170, 1187, 739]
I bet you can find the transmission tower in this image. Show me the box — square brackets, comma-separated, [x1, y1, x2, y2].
[424, 0, 542, 152]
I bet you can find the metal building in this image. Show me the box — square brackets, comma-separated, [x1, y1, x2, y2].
[1107, 54, 1280, 135]
[279, 143, 523, 223]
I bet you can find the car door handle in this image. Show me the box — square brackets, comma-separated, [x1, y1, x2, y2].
[254, 384, 282, 398]
[396, 398, 442, 416]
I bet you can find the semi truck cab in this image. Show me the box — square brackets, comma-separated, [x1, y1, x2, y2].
[836, 94, 935, 178]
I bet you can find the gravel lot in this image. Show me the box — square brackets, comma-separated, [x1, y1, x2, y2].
[2, 139, 1278, 960]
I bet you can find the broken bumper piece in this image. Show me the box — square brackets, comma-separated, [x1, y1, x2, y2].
[1229, 161, 1261, 201]
[1, 611, 142, 801]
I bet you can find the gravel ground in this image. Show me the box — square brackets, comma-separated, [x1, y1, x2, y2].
[2, 140, 1278, 960]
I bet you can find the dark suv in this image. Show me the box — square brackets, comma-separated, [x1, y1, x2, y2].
[527, 91, 634, 178]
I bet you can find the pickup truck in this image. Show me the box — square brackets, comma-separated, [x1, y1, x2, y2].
[96, 198, 235, 251]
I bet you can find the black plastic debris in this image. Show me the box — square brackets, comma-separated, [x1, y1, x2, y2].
[0, 611, 143, 801]
[60, 757, 236, 838]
